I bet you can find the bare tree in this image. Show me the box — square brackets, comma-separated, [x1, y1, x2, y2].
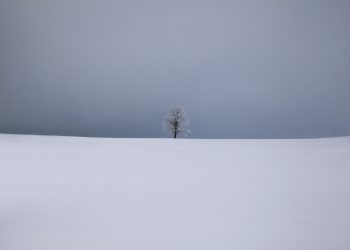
[164, 106, 190, 138]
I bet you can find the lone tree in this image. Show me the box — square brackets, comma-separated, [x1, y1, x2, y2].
[164, 106, 190, 138]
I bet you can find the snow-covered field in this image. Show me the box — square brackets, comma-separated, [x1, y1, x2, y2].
[0, 134, 349, 250]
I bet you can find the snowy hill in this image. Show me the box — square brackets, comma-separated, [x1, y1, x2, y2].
[1, 134, 350, 250]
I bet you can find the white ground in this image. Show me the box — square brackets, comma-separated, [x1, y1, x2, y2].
[0, 134, 349, 250]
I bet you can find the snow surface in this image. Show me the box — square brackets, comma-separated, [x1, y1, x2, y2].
[0, 134, 350, 250]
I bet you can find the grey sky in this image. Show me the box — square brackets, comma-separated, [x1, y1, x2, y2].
[0, 0, 349, 138]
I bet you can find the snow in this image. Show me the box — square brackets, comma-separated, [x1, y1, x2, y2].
[0, 134, 350, 250]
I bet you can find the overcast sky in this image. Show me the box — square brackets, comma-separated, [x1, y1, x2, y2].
[0, 0, 349, 138]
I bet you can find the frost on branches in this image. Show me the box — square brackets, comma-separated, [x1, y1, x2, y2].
[164, 106, 190, 138]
